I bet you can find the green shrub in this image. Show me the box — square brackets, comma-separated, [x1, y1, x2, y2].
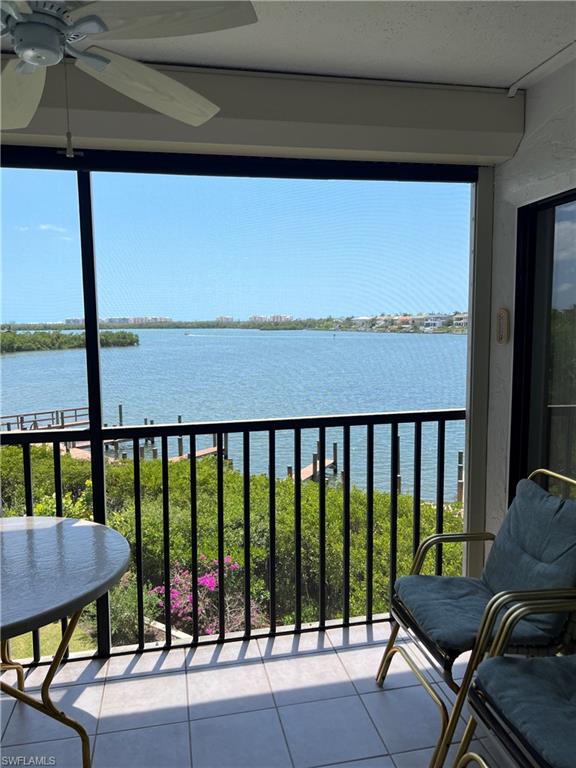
[0, 446, 463, 634]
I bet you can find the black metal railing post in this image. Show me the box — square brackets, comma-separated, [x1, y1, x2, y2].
[268, 430, 277, 632]
[318, 427, 327, 627]
[366, 423, 374, 621]
[435, 420, 446, 575]
[390, 423, 399, 605]
[294, 428, 302, 631]
[243, 431, 251, 636]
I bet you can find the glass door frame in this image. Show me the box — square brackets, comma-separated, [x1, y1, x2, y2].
[510, 187, 576, 499]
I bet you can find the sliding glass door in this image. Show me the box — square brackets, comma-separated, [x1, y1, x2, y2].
[512, 191, 576, 496]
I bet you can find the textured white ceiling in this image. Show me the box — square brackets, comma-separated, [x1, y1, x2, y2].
[93, 1, 576, 88]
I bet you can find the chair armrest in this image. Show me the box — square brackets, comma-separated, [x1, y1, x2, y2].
[410, 532, 495, 575]
[489, 590, 576, 656]
[472, 588, 576, 661]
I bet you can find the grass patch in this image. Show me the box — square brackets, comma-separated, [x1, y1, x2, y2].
[8, 620, 95, 661]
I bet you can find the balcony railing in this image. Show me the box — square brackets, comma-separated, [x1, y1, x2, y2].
[0, 407, 465, 664]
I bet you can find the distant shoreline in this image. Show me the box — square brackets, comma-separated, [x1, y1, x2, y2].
[2, 320, 467, 335]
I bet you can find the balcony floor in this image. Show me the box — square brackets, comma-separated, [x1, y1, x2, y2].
[1, 626, 503, 768]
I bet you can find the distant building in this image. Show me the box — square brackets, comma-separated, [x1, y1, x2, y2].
[216, 316, 234, 323]
[393, 315, 413, 327]
[424, 314, 451, 329]
[351, 316, 374, 329]
[65, 318, 84, 325]
[102, 316, 172, 325]
[269, 314, 293, 323]
[249, 315, 269, 323]
[373, 315, 393, 328]
[453, 313, 468, 328]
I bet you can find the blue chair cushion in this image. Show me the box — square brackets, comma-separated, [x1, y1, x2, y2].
[476, 655, 576, 768]
[395, 575, 552, 653]
[482, 478, 576, 638]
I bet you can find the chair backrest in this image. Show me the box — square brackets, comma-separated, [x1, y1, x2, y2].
[482, 477, 576, 638]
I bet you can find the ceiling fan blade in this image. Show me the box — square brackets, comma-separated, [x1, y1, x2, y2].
[1, 59, 46, 129]
[75, 47, 219, 127]
[2, 1, 32, 21]
[68, 1, 256, 40]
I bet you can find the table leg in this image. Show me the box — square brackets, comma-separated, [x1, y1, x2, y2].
[1, 639, 25, 691]
[1, 610, 92, 768]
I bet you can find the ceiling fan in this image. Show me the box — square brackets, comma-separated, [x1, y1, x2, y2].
[0, 1, 258, 130]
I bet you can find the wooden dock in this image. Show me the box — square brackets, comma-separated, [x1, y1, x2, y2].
[60, 437, 224, 463]
[300, 457, 337, 482]
[169, 446, 218, 463]
[1, 406, 90, 431]
[288, 442, 338, 482]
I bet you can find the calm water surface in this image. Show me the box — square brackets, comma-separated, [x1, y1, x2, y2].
[2, 329, 467, 499]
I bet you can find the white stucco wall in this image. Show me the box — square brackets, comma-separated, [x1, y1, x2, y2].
[485, 60, 576, 532]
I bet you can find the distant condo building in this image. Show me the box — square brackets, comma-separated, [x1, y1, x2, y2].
[101, 316, 172, 324]
[249, 314, 293, 323]
[216, 316, 234, 323]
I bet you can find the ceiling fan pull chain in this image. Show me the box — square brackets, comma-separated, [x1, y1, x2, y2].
[63, 58, 73, 159]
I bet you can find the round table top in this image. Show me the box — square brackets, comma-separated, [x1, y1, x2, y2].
[0, 517, 130, 639]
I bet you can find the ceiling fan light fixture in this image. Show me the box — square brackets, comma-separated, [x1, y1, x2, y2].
[13, 20, 63, 65]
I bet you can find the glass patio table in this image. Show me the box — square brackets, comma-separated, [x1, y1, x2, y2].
[0, 517, 130, 768]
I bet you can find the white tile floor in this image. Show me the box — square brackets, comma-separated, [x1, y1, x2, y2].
[1, 627, 501, 768]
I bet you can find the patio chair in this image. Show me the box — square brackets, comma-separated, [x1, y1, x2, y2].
[375, 468, 576, 768]
[453, 592, 576, 768]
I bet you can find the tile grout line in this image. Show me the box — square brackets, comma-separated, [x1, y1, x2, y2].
[331, 642, 392, 759]
[1, 691, 19, 741]
[260, 647, 297, 768]
[94, 663, 109, 740]
[184, 651, 194, 768]
[90, 669, 108, 763]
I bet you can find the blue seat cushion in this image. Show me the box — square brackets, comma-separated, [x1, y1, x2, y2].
[395, 575, 552, 653]
[482, 478, 576, 638]
[476, 655, 576, 768]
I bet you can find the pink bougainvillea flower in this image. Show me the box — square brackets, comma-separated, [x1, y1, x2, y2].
[198, 573, 217, 591]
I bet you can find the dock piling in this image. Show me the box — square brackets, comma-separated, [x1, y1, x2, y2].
[457, 451, 464, 503]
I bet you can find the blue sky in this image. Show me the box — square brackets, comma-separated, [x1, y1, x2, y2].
[1, 169, 472, 322]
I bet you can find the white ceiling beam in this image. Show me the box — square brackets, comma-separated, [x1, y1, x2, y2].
[2, 61, 525, 165]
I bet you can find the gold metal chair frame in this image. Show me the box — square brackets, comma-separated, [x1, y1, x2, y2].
[453, 592, 576, 767]
[375, 468, 576, 768]
[0, 609, 91, 768]
[454, 755, 490, 768]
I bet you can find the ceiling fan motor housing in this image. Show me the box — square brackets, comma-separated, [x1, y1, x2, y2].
[13, 21, 63, 66]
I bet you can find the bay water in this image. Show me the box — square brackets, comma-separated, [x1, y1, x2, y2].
[1, 329, 467, 500]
